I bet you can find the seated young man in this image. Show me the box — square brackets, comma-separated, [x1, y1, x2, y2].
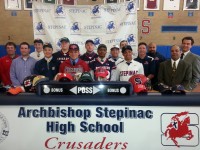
[116, 45, 144, 81]
[34, 43, 60, 80]
[80, 39, 98, 64]
[89, 44, 116, 81]
[59, 44, 90, 80]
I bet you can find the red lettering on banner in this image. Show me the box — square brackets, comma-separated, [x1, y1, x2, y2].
[141, 19, 151, 34]
[44, 136, 128, 149]
[45, 137, 58, 149]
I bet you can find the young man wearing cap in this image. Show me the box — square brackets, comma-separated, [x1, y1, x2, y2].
[59, 44, 90, 80]
[108, 45, 123, 65]
[30, 39, 44, 61]
[89, 44, 116, 81]
[0, 42, 18, 86]
[53, 37, 70, 64]
[10, 42, 37, 86]
[80, 39, 98, 64]
[116, 45, 144, 81]
[34, 43, 60, 80]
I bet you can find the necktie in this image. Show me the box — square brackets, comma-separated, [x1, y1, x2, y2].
[101, 59, 104, 62]
[180, 53, 184, 59]
[172, 61, 176, 72]
[113, 58, 117, 61]
[72, 60, 75, 66]
[37, 53, 40, 58]
[47, 59, 50, 70]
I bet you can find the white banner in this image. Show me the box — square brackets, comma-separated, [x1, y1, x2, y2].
[0, 105, 199, 149]
[32, 1, 138, 56]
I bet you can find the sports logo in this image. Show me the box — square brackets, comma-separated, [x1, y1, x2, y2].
[161, 112, 199, 147]
[54, 5, 66, 17]
[126, 1, 135, 13]
[126, 34, 135, 45]
[91, 5, 101, 17]
[70, 22, 81, 34]
[93, 37, 102, 48]
[106, 21, 116, 33]
[34, 21, 45, 35]
[134, 77, 142, 84]
[0, 112, 9, 143]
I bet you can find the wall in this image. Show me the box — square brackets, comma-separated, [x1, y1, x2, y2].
[0, 0, 199, 47]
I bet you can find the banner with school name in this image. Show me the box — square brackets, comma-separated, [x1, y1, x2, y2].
[32, 1, 138, 56]
[0, 105, 200, 150]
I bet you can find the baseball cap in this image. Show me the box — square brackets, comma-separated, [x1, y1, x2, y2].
[79, 72, 93, 82]
[110, 45, 120, 50]
[60, 37, 70, 43]
[95, 68, 108, 78]
[122, 45, 132, 53]
[133, 84, 147, 93]
[55, 73, 73, 82]
[98, 44, 107, 50]
[7, 86, 24, 95]
[34, 38, 43, 44]
[171, 85, 186, 95]
[43, 43, 53, 49]
[85, 39, 94, 45]
[69, 44, 79, 51]
[23, 75, 37, 92]
[158, 83, 173, 95]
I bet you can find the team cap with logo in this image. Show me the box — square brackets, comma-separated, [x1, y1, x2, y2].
[122, 45, 132, 53]
[79, 72, 93, 82]
[43, 43, 53, 49]
[60, 37, 70, 43]
[69, 44, 79, 51]
[85, 39, 94, 45]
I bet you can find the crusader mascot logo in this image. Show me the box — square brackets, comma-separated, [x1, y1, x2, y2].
[161, 111, 199, 147]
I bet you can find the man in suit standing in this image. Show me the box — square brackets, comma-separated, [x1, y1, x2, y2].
[181, 36, 200, 90]
[158, 45, 192, 90]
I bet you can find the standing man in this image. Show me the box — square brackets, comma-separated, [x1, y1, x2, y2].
[80, 39, 98, 64]
[89, 44, 116, 81]
[53, 37, 70, 64]
[108, 45, 123, 65]
[59, 44, 90, 80]
[158, 45, 192, 90]
[147, 42, 166, 89]
[10, 42, 36, 86]
[0, 42, 18, 86]
[181, 36, 200, 90]
[34, 43, 60, 80]
[30, 38, 44, 61]
[134, 42, 155, 81]
[116, 45, 144, 81]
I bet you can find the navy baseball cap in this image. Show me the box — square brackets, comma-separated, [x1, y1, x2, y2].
[34, 38, 43, 44]
[98, 44, 107, 50]
[60, 37, 70, 43]
[43, 43, 53, 49]
[122, 45, 132, 53]
[85, 39, 94, 45]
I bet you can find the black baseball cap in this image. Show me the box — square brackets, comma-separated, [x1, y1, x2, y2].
[69, 44, 79, 51]
[98, 44, 107, 50]
[79, 72, 93, 82]
[85, 39, 94, 45]
[43, 43, 53, 49]
[60, 37, 70, 43]
[34, 38, 43, 44]
[122, 45, 132, 53]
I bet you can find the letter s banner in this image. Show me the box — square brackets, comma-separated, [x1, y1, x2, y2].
[141, 19, 150, 34]
[160, 112, 199, 147]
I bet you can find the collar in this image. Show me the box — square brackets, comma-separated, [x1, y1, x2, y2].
[45, 57, 53, 62]
[97, 57, 106, 63]
[171, 58, 180, 68]
[182, 50, 190, 57]
[70, 58, 79, 64]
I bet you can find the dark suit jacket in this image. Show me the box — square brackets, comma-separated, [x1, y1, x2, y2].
[158, 60, 192, 90]
[183, 52, 200, 89]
